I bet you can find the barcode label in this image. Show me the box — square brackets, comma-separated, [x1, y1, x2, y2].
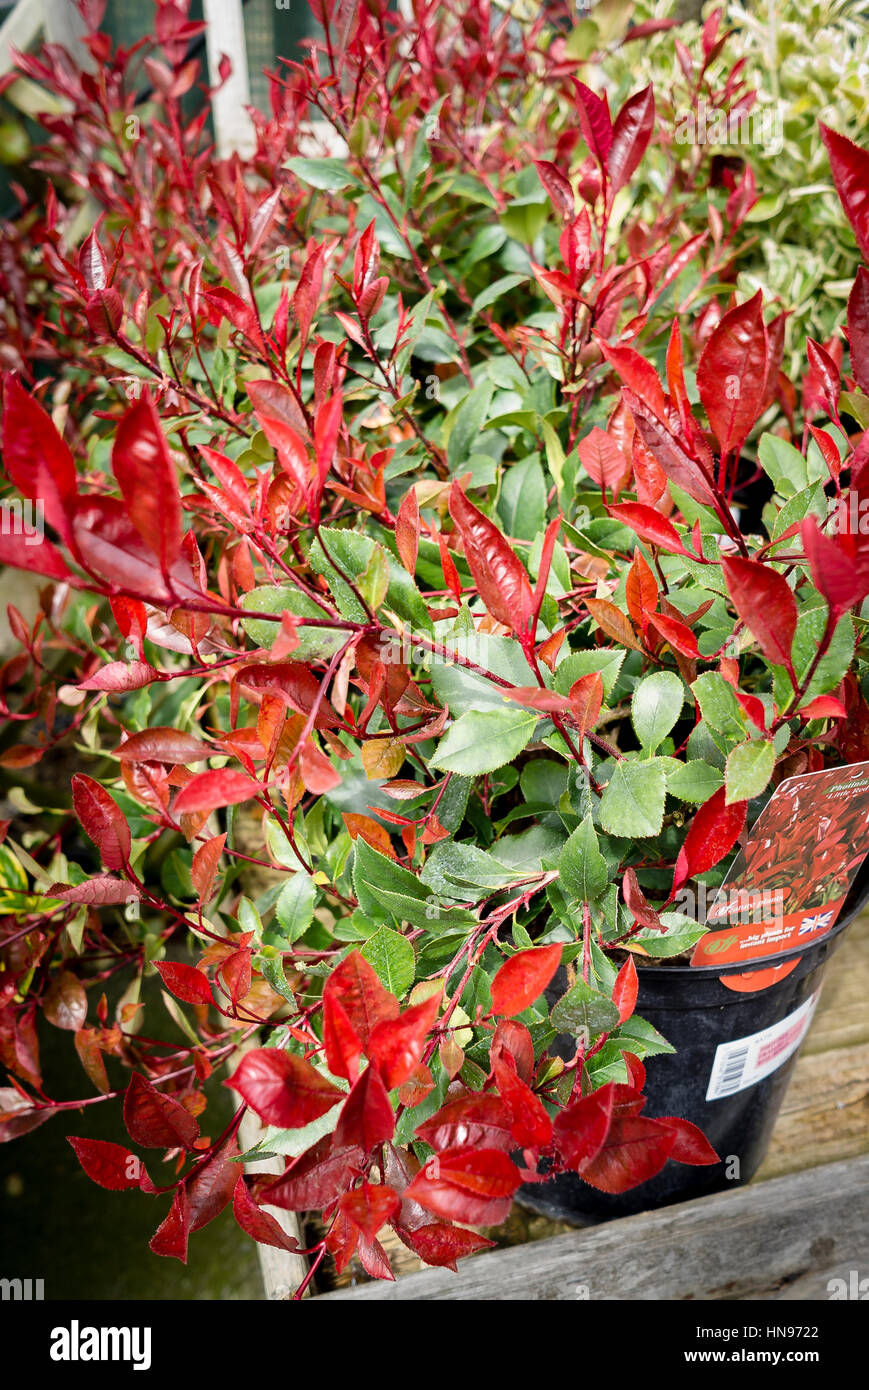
[706, 990, 820, 1101]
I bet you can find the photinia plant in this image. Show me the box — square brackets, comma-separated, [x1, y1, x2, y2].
[1, 0, 868, 1292]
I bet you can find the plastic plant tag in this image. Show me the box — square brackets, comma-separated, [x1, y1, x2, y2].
[691, 760, 869, 990]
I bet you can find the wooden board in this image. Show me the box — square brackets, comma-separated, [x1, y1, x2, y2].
[319, 1154, 869, 1301]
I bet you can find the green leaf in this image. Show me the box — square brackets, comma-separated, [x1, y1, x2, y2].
[271, 873, 317, 944]
[309, 527, 432, 631]
[691, 672, 747, 741]
[665, 760, 724, 803]
[611, 1013, 675, 1058]
[725, 739, 775, 804]
[777, 605, 855, 704]
[429, 634, 536, 715]
[598, 760, 667, 838]
[558, 815, 608, 902]
[285, 156, 359, 191]
[758, 433, 809, 498]
[430, 707, 538, 775]
[471, 274, 528, 316]
[420, 842, 523, 901]
[631, 671, 684, 752]
[554, 649, 625, 700]
[361, 926, 415, 998]
[353, 839, 475, 932]
[629, 913, 707, 958]
[241, 584, 347, 659]
[550, 977, 620, 1042]
[446, 382, 495, 471]
[497, 454, 546, 541]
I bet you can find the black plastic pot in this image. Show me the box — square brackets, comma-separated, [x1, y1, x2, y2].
[520, 860, 869, 1225]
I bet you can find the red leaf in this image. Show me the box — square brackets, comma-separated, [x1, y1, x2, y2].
[405, 1222, 494, 1270]
[568, 671, 604, 735]
[67, 1136, 141, 1191]
[115, 727, 210, 764]
[607, 502, 691, 557]
[227, 1050, 342, 1128]
[578, 1114, 676, 1194]
[71, 774, 131, 871]
[149, 1186, 189, 1262]
[649, 611, 700, 659]
[416, 1092, 515, 1153]
[367, 991, 441, 1089]
[655, 1115, 719, 1165]
[797, 695, 847, 720]
[489, 1018, 535, 1085]
[123, 1072, 200, 1150]
[0, 530, 74, 582]
[608, 85, 655, 195]
[534, 159, 574, 217]
[191, 834, 225, 903]
[806, 338, 841, 418]
[490, 944, 562, 1017]
[622, 866, 663, 930]
[232, 1175, 301, 1252]
[1, 374, 78, 544]
[48, 876, 138, 907]
[322, 950, 399, 1048]
[395, 486, 420, 576]
[155, 961, 212, 1007]
[625, 546, 658, 631]
[820, 123, 869, 263]
[697, 292, 768, 458]
[323, 991, 364, 1084]
[187, 1139, 239, 1232]
[597, 343, 668, 423]
[674, 787, 747, 891]
[260, 1136, 366, 1211]
[333, 1065, 395, 1151]
[552, 1085, 615, 1170]
[576, 425, 630, 498]
[625, 391, 718, 509]
[405, 1147, 521, 1226]
[721, 555, 797, 671]
[613, 956, 639, 1023]
[847, 266, 869, 396]
[573, 81, 613, 167]
[492, 1054, 552, 1148]
[173, 769, 260, 815]
[449, 482, 534, 638]
[79, 661, 164, 692]
[219, 948, 252, 1007]
[112, 391, 182, 572]
[801, 515, 865, 620]
[338, 1180, 400, 1240]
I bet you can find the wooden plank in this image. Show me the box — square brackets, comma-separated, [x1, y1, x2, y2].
[802, 913, 869, 1053]
[239, 1108, 309, 1299]
[318, 1154, 869, 1300]
[0, 0, 43, 75]
[755, 1041, 869, 1180]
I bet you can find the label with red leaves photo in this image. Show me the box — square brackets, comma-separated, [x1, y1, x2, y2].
[692, 761, 869, 982]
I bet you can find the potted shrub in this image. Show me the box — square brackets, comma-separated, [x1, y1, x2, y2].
[1, 0, 869, 1287]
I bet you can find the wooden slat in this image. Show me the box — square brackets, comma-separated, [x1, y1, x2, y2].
[0, 0, 42, 74]
[239, 1109, 309, 1299]
[802, 914, 869, 1054]
[319, 1154, 869, 1301]
[202, 0, 256, 159]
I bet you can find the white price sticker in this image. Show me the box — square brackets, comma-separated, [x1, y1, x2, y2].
[706, 989, 820, 1101]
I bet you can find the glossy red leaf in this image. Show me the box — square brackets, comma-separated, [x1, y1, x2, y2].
[608, 85, 655, 195]
[578, 1114, 676, 1194]
[79, 662, 164, 692]
[48, 876, 139, 907]
[173, 769, 260, 815]
[449, 482, 534, 638]
[112, 391, 182, 572]
[395, 486, 420, 576]
[534, 159, 574, 217]
[552, 1084, 615, 1170]
[721, 555, 797, 671]
[622, 866, 663, 930]
[573, 81, 613, 166]
[322, 950, 399, 1048]
[115, 727, 210, 764]
[576, 425, 630, 498]
[797, 695, 847, 720]
[367, 991, 441, 1089]
[415, 1092, 515, 1153]
[820, 123, 869, 263]
[333, 1065, 395, 1151]
[232, 1175, 301, 1252]
[492, 1053, 552, 1148]
[674, 787, 747, 891]
[649, 611, 700, 659]
[625, 391, 718, 509]
[149, 1186, 189, 1262]
[405, 1221, 495, 1270]
[338, 1180, 400, 1240]
[323, 991, 364, 1084]
[123, 1072, 200, 1150]
[191, 834, 225, 903]
[847, 266, 869, 395]
[403, 1147, 521, 1226]
[696, 292, 768, 458]
[228, 1049, 342, 1128]
[155, 961, 212, 1007]
[655, 1115, 719, 1165]
[612, 955, 639, 1023]
[71, 774, 131, 871]
[489, 1018, 535, 1085]
[1, 374, 77, 543]
[187, 1139, 239, 1232]
[489, 944, 562, 1017]
[259, 1136, 366, 1211]
[67, 1136, 141, 1191]
[607, 502, 691, 557]
[800, 515, 865, 619]
[598, 342, 668, 422]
